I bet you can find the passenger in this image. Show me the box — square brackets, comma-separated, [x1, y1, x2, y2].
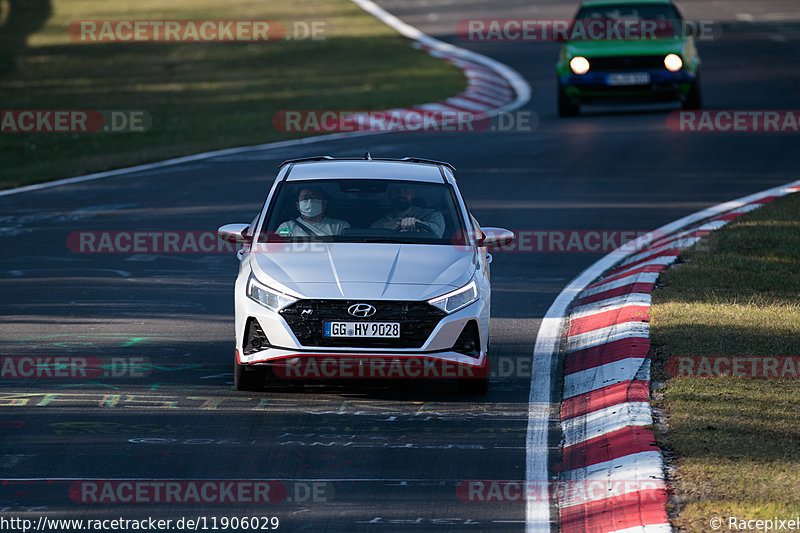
[276, 187, 350, 237]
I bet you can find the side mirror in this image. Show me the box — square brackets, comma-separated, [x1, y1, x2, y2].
[478, 227, 515, 248]
[218, 223, 251, 245]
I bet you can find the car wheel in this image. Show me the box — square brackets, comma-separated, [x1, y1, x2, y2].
[458, 375, 489, 395]
[682, 73, 702, 110]
[234, 358, 266, 391]
[558, 84, 579, 117]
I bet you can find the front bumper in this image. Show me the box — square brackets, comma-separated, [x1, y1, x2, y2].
[561, 69, 696, 101]
[237, 351, 489, 380]
[234, 293, 490, 371]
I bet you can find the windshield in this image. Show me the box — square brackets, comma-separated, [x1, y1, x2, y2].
[574, 3, 683, 39]
[258, 178, 468, 245]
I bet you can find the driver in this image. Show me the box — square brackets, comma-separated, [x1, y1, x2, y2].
[276, 187, 350, 237]
[370, 185, 445, 238]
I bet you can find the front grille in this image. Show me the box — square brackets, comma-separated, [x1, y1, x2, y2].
[280, 300, 446, 348]
[588, 55, 667, 71]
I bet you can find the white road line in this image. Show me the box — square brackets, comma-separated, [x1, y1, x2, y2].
[349, 0, 529, 115]
[0, 0, 531, 199]
[531, 178, 800, 531]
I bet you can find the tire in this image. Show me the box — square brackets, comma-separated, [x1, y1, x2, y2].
[558, 84, 579, 117]
[234, 359, 266, 391]
[458, 357, 490, 395]
[682, 73, 702, 110]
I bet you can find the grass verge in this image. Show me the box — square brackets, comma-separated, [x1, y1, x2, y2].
[0, 0, 466, 190]
[650, 192, 800, 531]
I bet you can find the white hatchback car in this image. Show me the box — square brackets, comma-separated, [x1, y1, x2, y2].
[218, 156, 513, 394]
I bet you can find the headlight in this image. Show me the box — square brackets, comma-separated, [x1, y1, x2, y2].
[664, 53, 683, 72]
[429, 280, 478, 314]
[247, 274, 297, 311]
[570, 56, 590, 75]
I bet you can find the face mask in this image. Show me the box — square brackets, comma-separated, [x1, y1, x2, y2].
[392, 197, 410, 212]
[298, 199, 323, 218]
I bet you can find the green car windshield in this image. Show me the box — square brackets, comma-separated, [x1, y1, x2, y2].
[573, 3, 683, 39]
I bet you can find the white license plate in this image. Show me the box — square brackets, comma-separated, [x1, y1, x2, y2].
[324, 322, 400, 338]
[606, 72, 651, 86]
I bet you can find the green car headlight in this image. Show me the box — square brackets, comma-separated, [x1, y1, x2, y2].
[664, 53, 683, 72]
[570, 56, 590, 75]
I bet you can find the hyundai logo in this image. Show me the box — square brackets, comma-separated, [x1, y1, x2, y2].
[348, 303, 376, 318]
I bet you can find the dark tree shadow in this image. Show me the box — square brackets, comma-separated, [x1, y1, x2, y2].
[0, 0, 52, 75]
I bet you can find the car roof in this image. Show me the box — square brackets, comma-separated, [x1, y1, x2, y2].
[283, 159, 450, 184]
[580, 0, 674, 7]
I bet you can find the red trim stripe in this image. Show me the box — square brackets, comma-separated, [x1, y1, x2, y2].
[712, 211, 746, 221]
[647, 228, 711, 250]
[560, 490, 669, 533]
[562, 425, 658, 471]
[569, 306, 650, 336]
[439, 101, 487, 114]
[466, 74, 512, 90]
[754, 195, 778, 204]
[562, 380, 650, 420]
[457, 93, 506, 107]
[606, 249, 682, 277]
[574, 283, 655, 307]
[471, 86, 513, 100]
[585, 264, 667, 290]
[565, 337, 650, 376]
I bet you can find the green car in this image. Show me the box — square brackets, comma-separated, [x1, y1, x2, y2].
[556, 0, 701, 116]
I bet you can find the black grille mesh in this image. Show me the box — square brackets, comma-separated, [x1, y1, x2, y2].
[280, 300, 446, 348]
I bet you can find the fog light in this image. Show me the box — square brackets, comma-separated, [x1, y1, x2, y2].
[243, 317, 269, 355]
[453, 321, 481, 359]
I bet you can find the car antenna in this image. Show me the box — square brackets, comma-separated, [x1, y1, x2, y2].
[364, 152, 372, 160]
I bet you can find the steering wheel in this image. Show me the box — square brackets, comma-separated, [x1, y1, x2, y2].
[393, 220, 435, 235]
